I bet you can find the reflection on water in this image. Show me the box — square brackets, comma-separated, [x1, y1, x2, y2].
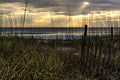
[0, 27, 119, 39]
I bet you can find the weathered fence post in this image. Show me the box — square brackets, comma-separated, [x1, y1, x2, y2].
[82, 25, 88, 55]
[111, 27, 113, 38]
[84, 25, 88, 39]
[81, 25, 88, 73]
[106, 27, 114, 72]
[110, 27, 114, 70]
[109, 27, 113, 61]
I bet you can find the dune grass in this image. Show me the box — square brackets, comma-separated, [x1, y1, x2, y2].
[0, 37, 83, 80]
[0, 36, 120, 80]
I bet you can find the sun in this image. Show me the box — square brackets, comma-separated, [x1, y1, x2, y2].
[83, 2, 90, 5]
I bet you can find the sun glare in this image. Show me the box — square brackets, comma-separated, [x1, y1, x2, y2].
[83, 2, 90, 5]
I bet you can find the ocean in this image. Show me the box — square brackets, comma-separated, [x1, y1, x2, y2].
[0, 27, 120, 39]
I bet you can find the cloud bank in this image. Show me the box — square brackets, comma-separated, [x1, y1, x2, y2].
[1, 0, 120, 15]
[0, 0, 120, 27]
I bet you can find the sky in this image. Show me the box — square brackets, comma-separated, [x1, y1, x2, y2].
[0, 0, 120, 27]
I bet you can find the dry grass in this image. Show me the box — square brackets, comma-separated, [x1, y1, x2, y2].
[0, 36, 120, 79]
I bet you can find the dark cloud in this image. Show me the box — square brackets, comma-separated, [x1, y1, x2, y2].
[1, 0, 120, 15]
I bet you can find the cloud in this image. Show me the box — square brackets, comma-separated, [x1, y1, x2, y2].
[1, 0, 120, 16]
[1, 0, 120, 27]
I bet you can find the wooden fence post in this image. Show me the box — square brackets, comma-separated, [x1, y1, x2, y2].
[81, 25, 88, 73]
[81, 25, 88, 55]
[84, 25, 88, 39]
[111, 27, 113, 38]
[110, 27, 114, 70]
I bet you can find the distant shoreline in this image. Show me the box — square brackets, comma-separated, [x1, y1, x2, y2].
[0, 27, 120, 29]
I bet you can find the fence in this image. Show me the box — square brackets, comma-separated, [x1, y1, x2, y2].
[0, 25, 120, 78]
[79, 25, 120, 77]
[1, 11, 120, 77]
